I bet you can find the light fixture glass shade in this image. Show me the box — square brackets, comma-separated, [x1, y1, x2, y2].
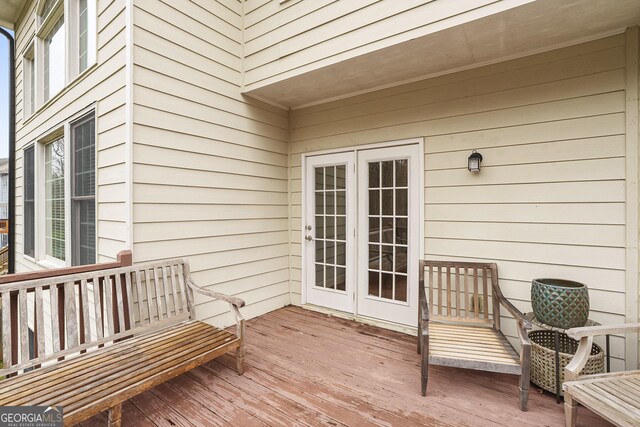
[468, 150, 482, 172]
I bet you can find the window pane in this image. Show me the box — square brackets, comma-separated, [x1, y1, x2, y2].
[45, 138, 65, 261]
[71, 114, 96, 265]
[73, 116, 95, 197]
[78, 0, 89, 72]
[44, 17, 65, 102]
[76, 199, 95, 265]
[24, 147, 35, 257]
[41, 0, 58, 18]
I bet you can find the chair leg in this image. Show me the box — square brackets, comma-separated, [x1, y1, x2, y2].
[421, 336, 429, 396]
[564, 393, 578, 427]
[519, 343, 531, 411]
[108, 403, 122, 427]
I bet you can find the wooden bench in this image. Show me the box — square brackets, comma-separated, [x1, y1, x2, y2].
[418, 260, 532, 411]
[563, 323, 640, 427]
[0, 257, 245, 426]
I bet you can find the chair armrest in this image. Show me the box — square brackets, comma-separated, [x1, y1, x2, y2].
[187, 279, 245, 308]
[419, 282, 430, 321]
[492, 285, 532, 330]
[565, 323, 640, 381]
[566, 323, 640, 340]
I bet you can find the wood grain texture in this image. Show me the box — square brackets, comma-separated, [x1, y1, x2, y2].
[419, 260, 532, 411]
[0, 257, 246, 427]
[75, 307, 611, 427]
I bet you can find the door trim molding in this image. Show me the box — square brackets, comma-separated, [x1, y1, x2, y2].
[301, 138, 425, 324]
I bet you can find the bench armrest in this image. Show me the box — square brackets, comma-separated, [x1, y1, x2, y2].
[187, 279, 245, 308]
[565, 323, 640, 381]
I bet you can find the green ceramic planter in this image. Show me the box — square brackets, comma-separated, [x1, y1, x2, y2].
[531, 279, 589, 329]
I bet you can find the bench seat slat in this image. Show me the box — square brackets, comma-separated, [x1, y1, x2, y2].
[16, 326, 231, 408]
[0, 320, 204, 394]
[0, 321, 239, 426]
[0, 322, 236, 407]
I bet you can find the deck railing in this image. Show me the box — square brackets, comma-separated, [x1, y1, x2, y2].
[0, 246, 8, 275]
[0, 250, 133, 369]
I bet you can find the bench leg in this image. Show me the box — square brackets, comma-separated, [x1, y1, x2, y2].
[108, 404, 122, 427]
[236, 318, 246, 375]
[564, 393, 578, 427]
[421, 336, 429, 396]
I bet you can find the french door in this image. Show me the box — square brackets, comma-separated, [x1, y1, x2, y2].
[304, 144, 421, 326]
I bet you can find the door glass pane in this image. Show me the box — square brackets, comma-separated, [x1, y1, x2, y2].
[369, 189, 379, 215]
[395, 160, 408, 187]
[336, 165, 346, 189]
[315, 168, 324, 190]
[313, 164, 347, 292]
[382, 161, 394, 187]
[382, 189, 393, 215]
[367, 158, 409, 302]
[381, 273, 393, 299]
[336, 191, 346, 215]
[336, 267, 346, 291]
[368, 270, 379, 297]
[369, 162, 379, 188]
[336, 216, 346, 240]
[326, 166, 335, 190]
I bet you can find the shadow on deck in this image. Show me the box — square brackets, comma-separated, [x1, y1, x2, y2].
[80, 306, 611, 426]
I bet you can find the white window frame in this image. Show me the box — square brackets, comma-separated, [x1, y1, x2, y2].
[33, 106, 97, 268]
[32, 0, 97, 110]
[22, 40, 36, 119]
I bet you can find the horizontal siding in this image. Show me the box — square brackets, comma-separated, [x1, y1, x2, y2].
[289, 36, 628, 365]
[13, 0, 129, 272]
[243, 0, 531, 90]
[132, 0, 290, 328]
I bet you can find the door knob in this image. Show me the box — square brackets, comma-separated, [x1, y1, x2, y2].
[305, 235, 313, 241]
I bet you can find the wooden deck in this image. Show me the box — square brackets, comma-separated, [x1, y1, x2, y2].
[80, 306, 611, 426]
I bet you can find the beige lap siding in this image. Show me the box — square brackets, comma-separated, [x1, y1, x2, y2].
[130, 0, 290, 328]
[289, 34, 629, 369]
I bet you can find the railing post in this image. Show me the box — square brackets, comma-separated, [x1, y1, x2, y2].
[10, 293, 17, 366]
[117, 250, 133, 267]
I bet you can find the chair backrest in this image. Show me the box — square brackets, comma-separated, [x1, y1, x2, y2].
[0, 258, 194, 376]
[420, 260, 501, 328]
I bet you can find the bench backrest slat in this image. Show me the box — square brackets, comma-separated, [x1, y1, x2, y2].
[420, 260, 500, 327]
[0, 258, 195, 377]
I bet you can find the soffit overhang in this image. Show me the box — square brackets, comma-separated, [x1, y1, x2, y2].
[0, 0, 26, 30]
[245, 0, 640, 109]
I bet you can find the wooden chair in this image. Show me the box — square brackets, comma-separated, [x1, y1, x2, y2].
[418, 260, 532, 411]
[563, 323, 640, 427]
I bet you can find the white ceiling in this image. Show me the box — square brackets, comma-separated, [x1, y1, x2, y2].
[245, 0, 640, 109]
[0, 0, 25, 29]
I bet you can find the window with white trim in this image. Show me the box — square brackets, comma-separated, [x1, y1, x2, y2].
[33, 0, 96, 108]
[70, 112, 96, 265]
[44, 136, 65, 261]
[25, 111, 97, 266]
[24, 146, 35, 258]
[23, 44, 35, 117]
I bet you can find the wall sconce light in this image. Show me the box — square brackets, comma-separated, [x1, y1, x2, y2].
[468, 150, 483, 172]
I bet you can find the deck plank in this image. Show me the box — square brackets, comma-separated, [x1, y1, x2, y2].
[82, 306, 612, 426]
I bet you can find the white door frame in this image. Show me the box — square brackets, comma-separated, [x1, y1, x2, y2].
[301, 138, 425, 327]
[303, 152, 357, 313]
[356, 144, 422, 326]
